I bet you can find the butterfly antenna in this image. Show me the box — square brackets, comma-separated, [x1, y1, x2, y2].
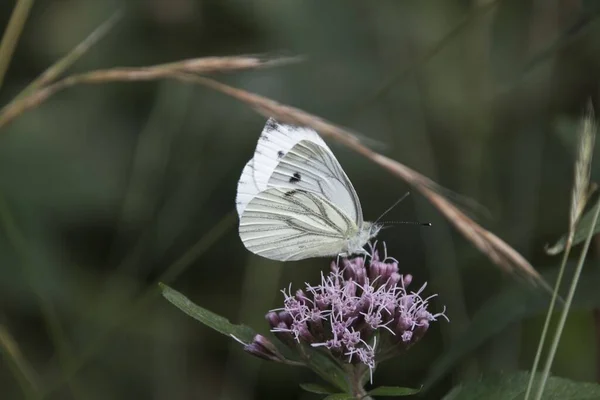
[375, 192, 411, 224]
[381, 220, 431, 227]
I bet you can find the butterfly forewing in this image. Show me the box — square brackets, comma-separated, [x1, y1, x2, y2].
[267, 140, 363, 224]
[239, 187, 358, 261]
[236, 160, 261, 216]
[236, 119, 330, 216]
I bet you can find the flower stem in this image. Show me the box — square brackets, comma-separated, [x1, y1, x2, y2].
[346, 364, 372, 400]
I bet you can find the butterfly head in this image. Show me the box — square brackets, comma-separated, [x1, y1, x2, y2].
[364, 221, 383, 240]
[346, 221, 383, 255]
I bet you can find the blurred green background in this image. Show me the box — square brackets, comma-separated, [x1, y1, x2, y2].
[2, 0, 600, 399]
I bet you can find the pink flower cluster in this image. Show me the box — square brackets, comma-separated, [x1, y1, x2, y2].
[265, 246, 447, 380]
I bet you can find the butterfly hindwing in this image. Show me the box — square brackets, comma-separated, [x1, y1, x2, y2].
[239, 187, 358, 261]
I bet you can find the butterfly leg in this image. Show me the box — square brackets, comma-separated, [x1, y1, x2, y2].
[360, 247, 371, 262]
[336, 252, 347, 268]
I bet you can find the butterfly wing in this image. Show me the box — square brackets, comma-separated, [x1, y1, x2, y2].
[267, 140, 363, 224]
[236, 118, 331, 216]
[236, 160, 260, 216]
[239, 187, 358, 261]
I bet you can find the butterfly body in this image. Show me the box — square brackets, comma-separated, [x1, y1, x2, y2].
[236, 119, 380, 261]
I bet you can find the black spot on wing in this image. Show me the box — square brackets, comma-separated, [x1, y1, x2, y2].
[277, 150, 285, 158]
[289, 172, 301, 183]
[265, 118, 278, 132]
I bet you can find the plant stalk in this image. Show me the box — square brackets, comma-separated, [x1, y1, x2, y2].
[0, 0, 36, 91]
[534, 199, 600, 399]
[524, 233, 573, 399]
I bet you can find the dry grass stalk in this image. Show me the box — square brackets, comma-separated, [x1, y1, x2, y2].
[531, 101, 598, 400]
[0, 56, 548, 289]
[570, 101, 596, 233]
[15, 10, 124, 101]
[546, 101, 599, 256]
[0, 55, 302, 131]
[184, 74, 548, 288]
[526, 101, 597, 400]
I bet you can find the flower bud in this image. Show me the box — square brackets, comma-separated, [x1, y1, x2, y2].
[295, 289, 309, 304]
[401, 274, 412, 287]
[314, 294, 329, 310]
[272, 322, 296, 348]
[412, 319, 430, 342]
[243, 334, 285, 362]
[278, 311, 293, 326]
[387, 272, 401, 288]
[297, 323, 315, 342]
[266, 312, 280, 329]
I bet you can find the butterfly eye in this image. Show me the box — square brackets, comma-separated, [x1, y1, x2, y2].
[289, 172, 301, 183]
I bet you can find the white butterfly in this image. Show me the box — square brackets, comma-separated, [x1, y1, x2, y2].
[236, 118, 381, 261]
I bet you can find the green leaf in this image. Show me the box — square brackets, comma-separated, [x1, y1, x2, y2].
[546, 198, 600, 255]
[299, 383, 338, 394]
[300, 344, 351, 393]
[423, 264, 600, 390]
[442, 371, 600, 399]
[159, 283, 255, 343]
[160, 283, 352, 392]
[368, 386, 421, 396]
[322, 394, 354, 400]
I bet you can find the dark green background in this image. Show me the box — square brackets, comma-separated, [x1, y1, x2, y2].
[1, 1, 600, 399]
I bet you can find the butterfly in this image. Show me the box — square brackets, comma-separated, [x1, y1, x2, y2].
[235, 118, 381, 261]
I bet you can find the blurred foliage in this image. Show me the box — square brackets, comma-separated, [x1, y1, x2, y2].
[442, 371, 600, 399]
[2, 0, 600, 399]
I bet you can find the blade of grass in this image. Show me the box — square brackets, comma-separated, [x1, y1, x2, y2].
[496, 7, 600, 100]
[533, 104, 598, 399]
[41, 212, 236, 398]
[0, 322, 40, 399]
[533, 197, 600, 399]
[0, 195, 84, 398]
[156, 212, 236, 284]
[14, 10, 123, 101]
[524, 239, 572, 399]
[526, 103, 596, 399]
[103, 81, 192, 278]
[349, 0, 501, 117]
[0, 0, 36, 91]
